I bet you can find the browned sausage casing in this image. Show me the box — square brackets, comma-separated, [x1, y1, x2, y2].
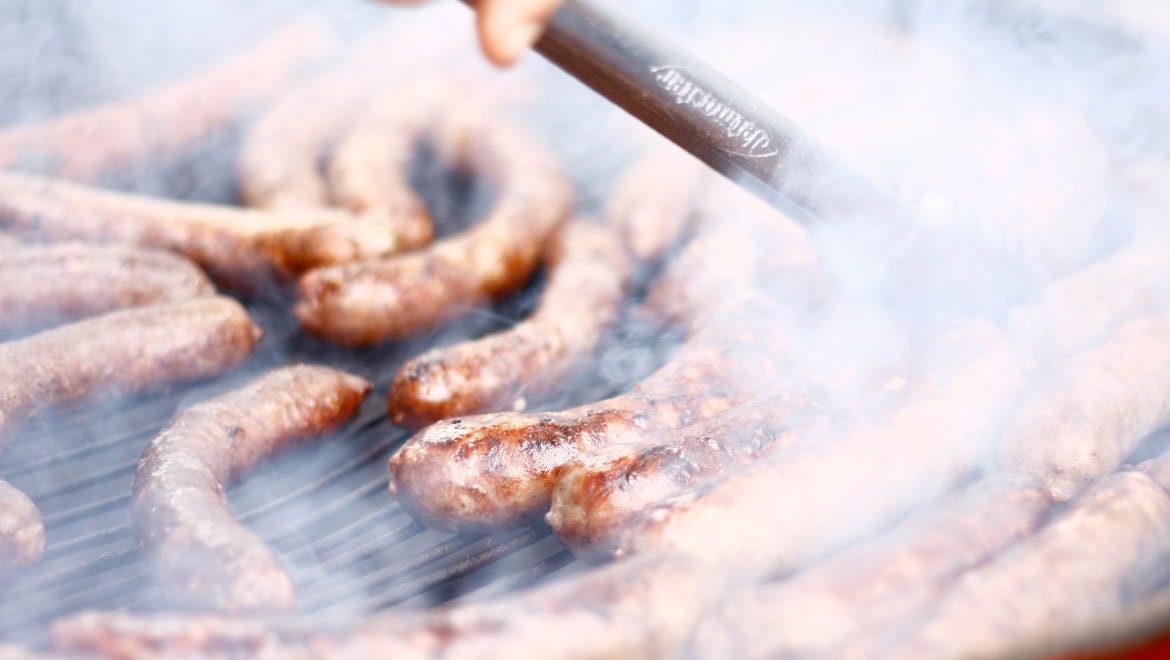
[0, 243, 215, 339]
[0, 479, 45, 579]
[548, 389, 825, 562]
[0, 296, 261, 449]
[691, 474, 1053, 659]
[388, 220, 631, 430]
[52, 553, 729, 660]
[387, 293, 802, 533]
[0, 22, 332, 180]
[133, 365, 371, 613]
[0, 171, 405, 292]
[998, 309, 1170, 501]
[295, 103, 573, 346]
[618, 321, 1024, 577]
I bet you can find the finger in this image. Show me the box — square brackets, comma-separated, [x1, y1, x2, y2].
[476, 0, 562, 66]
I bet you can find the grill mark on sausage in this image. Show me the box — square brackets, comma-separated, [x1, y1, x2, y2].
[294, 102, 573, 346]
[999, 310, 1170, 502]
[388, 220, 631, 430]
[132, 365, 371, 613]
[387, 293, 804, 533]
[0, 479, 44, 579]
[691, 474, 1053, 659]
[0, 171, 408, 293]
[618, 321, 1025, 577]
[51, 553, 729, 659]
[0, 243, 215, 339]
[0, 296, 261, 451]
[880, 469, 1170, 659]
[0, 22, 333, 181]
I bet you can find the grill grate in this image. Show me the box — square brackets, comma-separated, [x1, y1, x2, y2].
[0, 303, 593, 648]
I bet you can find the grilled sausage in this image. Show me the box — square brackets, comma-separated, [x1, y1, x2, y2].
[133, 365, 371, 613]
[388, 220, 631, 430]
[881, 468, 1170, 660]
[605, 149, 707, 264]
[998, 310, 1170, 501]
[295, 103, 573, 346]
[641, 182, 824, 328]
[0, 243, 215, 339]
[691, 474, 1053, 659]
[0, 22, 332, 180]
[0, 479, 44, 579]
[618, 321, 1024, 577]
[548, 388, 825, 561]
[0, 296, 261, 449]
[323, 82, 455, 248]
[387, 292, 803, 533]
[52, 552, 729, 660]
[237, 14, 467, 210]
[0, 171, 405, 293]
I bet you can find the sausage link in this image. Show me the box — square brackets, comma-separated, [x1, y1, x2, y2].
[387, 293, 803, 532]
[133, 365, 371, 613]
[0, 171, 406, 293]
[605, 149, 707, 264]
[999, 310, 1170, 501]
[691, 475, 1053, 659]
[882, 469, 1170, 659]
[0, 479, 44, 579]
[52, 553, 729, 660]
[618, 321, 1024, 576]
[0, 243, 215, 339]
[388, 220, 631, 430]
[0, 22, 332, 180]
[0, 296, 261, 450]
[295, 103, 573, 346]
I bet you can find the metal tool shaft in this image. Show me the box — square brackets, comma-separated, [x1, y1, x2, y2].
[465, 0, 918, 231]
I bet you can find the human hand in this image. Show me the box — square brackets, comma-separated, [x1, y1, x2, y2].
[378, 0, 564, 67]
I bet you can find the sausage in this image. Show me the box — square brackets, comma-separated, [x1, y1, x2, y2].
[605, 149, 707, 264]
[998, 309, 1170, 501]
[294, 103, 573, 346]
[549, 301, 910, 562]
[1008, 244, 1170, 372]
[640, 182, 825, 328]
[617, 321, 1025, 577]
[548, 388, 826, 562]
[387, 292, 803, 533]
[237, 14, 468, 210]
[0, 171, 407, 293]
[881, 468, 1170, 660]
[132, 365, 371, 613]
[388, 220, 631, 430]
[0, 243, 215, 339]
[690, 474, 1053, 659]
[0, 22, 332, 180]
[51, 552, 729, 660]
[0, 296, 261, 449]
[0, 479, 44, 579]
[322, 82, 454, 248]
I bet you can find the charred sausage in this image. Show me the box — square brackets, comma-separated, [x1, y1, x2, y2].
[617, 321, 1025, 576]
[295, 102, 573, 345]
[387, 292, 803, 532]
[388, 220, 630, 430]
[133, 365, 371, 613]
